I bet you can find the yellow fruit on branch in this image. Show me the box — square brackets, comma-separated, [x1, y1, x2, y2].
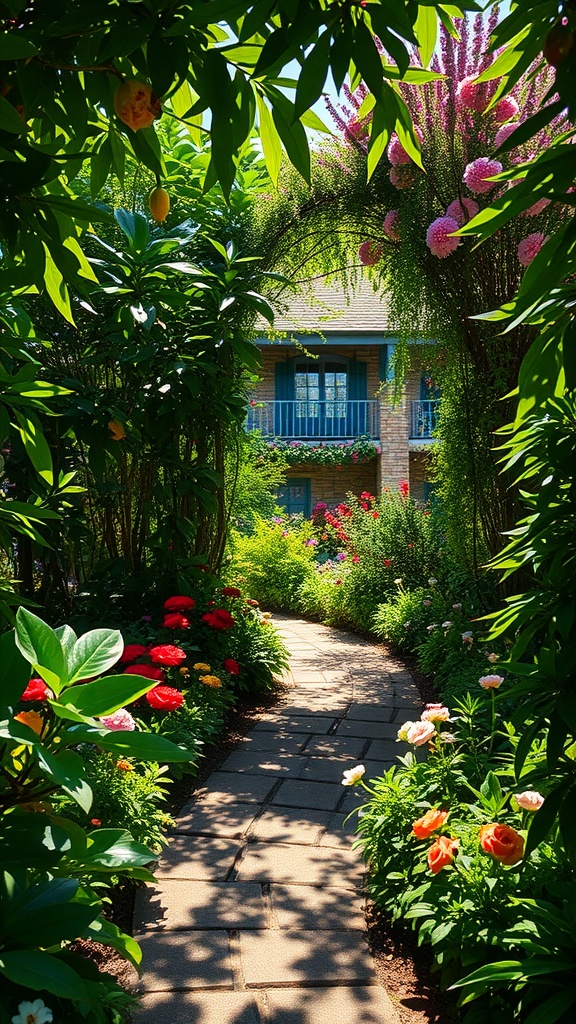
[113, 79, 162, 131]
[149, 185, 170, 223]
[108, 420, 126, 441]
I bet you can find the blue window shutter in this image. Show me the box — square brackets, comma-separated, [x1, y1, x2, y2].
[274, 359, 294, 435]
[348, 360, 367, 435]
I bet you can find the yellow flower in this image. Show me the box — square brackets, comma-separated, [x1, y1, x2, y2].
[179, 667, 190, 677]
[14, 710, 44, 736]
[199, 674, 222, 689]
[193, 662, 211, 672]
[116, 759, 134, 772]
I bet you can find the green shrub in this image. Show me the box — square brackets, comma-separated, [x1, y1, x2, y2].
[225, 608, 290, 692]
[372, 586, 449, 652]
[58, 751, 173, 852]
[229, 517, 316, 610]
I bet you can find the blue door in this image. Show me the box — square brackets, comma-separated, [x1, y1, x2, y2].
[276, 478, 311, 517]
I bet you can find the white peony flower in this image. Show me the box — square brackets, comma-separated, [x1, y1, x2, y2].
[342, 764, 366, 786]
[397, 721, 414, 741]
[12, 1000, 53, 1024]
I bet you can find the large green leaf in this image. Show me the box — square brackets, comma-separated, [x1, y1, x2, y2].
[97, 729, 195, 762]
[0, 630, 31, 708]
[66, 628, 124, 684]
[0, 949, 89, 1000]
[36, 748, 93, 813]
[15, 608, 67, 692]
[13, 409, 54, 484]
[83, 828, 155, 869]
[62, 673, 155, 718]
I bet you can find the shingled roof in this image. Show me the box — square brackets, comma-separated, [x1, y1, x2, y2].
[260, 277, 392, 336]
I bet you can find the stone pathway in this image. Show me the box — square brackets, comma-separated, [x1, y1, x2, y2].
[134, 615, 422, 1024]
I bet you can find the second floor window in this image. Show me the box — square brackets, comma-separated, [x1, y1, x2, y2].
[294, 359, 348, 420]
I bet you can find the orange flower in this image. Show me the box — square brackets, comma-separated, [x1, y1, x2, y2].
[427, 835, 458, 874]
[108, 419, 125, 441]
[412, 808, 449, 840]
[14, 710, 44, 736]
[479, 823, 524, 865]
[116, 759, 134, 772]
[199, 674, 222, 688]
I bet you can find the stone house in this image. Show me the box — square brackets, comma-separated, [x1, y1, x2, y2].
[247, 279, 439, 516]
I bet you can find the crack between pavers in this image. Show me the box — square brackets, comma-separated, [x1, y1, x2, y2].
[227, 930, 246, 991]
[260, 881, 280, 930]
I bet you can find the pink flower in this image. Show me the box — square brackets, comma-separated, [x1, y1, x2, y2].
[99, 708, 136, 731]
[387, 133, 412, 166]
[486, 652, 499, 663]
[406, 720, 436, 746]
[358, 240, 383, 266]
[383, 209, 400, 242]
[517, 232, 547, 267]
[387, 128, 422, 167]
[494, 96, 519, 123]
[494, 122, 518, 149]
[463, 157, 503, 194]
[479, 674, 504, 689]
[445, 198, 479, 226]
[525, 197, 550, 217]
[456, 75, 497, 113]
[426, 216, 460, 258]
[515, 790, 544, 812]
[421, 705, 450, 722]
[403, 720, 434, 745]
[389, 166, 415, 189]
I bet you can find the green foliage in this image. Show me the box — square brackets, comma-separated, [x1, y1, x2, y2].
[230, 517, 316, 610]
[230, 433, 288, 533]
[253, 435, 380, 467]
[224, 608, 290, 694]
[57, 751, 172, 853]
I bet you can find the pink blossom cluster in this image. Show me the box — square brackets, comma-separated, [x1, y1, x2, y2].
[456, 75, 497, 113]
[387, 126, 423, 166]
[463, 156, 503, 194]
[426, 216, 460, 258]
[358, 239, 383, 266]
[445, 197, 479, 226]
[517, 232, 547, 267]
[99, 708, 136, 731]
[383, 209, 400, 242]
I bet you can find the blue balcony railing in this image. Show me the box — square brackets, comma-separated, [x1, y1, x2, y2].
[410, 400, 440, 439]
[246, 400, 380, 440]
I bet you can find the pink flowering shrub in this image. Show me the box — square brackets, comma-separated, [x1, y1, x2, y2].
[445, 197, 479, 226]
[383, 209, 400, 241]
[358, 239, 383, 265]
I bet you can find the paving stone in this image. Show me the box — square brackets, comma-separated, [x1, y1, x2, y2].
[365, 739, 400, 764]
[239, 731, 307, 755]
[270, 884, 365, 930]
[345, 702, 397, 722]
[154, 836, 241, 880]
[320, 811, 358, 849]
[193, 773, 278, 805]
[271, 779, 343, 811]
[216, 750, 306, 777]
[299, 755, 363, 785]
[173, 802, 257, 838]
[134, 880, 267, 932]
[302, 735, 368, 759]
[247, 807, 331, 845]
[265, 985, 399, 1023]
[135, 992, 262, 1024]
[338, 791, 368, 821]
[252, 715, 336, 733]
[281, 699, 350, 715]
[236, 842, 363, 887]
[335, 719, 400, 740]
[135, 929, 233, 991]
[239, 929, 374, 987]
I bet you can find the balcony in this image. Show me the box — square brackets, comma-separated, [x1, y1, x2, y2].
[410, 400, 440, 440]
[246, 400, 380, 440]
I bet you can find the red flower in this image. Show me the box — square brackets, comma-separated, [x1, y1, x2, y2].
[90, 818, 102, 827]
[246, 598, 259, 607]
[383, 558, 392, 568]
[146, 686, 184, 711]
[221, 586, 242, 598]
[399, 480, 409, 498]
[124, 663, 165, 682]
[21, 677, 48, 701]
[202, 609, 235, 630]
[224, 658, 240, 675]
[163, 595, 195, 612]
[163, 613, 190, 629]
[149, 644, 187, 667]
[119, 643, 148, 663]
